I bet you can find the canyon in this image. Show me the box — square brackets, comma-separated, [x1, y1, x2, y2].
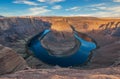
[0, 16, 120, 79]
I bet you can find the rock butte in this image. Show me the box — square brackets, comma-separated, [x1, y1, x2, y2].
[51, 21, 73, 32]
[41, 21, 80, 57]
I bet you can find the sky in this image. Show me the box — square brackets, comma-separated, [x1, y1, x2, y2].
[0, 0, 120, 17]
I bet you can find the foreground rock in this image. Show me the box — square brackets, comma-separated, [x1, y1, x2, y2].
[90, 40, 120, 68]
[1, 67, 120, 79]
[0, 44, 28, 75]
[85, 31, 120, 68]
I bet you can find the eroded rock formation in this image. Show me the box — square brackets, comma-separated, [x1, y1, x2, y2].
[0, 17, 50, 46]
[41, 21, 80, 57]
[0, 44, 28, 75]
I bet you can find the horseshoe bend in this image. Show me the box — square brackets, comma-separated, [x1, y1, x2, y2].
[27, 21, 96, 67]
[0, 16, 120, 78]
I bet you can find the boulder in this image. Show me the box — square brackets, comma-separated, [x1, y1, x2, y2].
[0, 44, 28, 75]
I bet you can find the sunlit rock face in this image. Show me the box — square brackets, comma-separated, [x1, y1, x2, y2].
[51, 21, 73, 32]
[41, 21, 80, 57]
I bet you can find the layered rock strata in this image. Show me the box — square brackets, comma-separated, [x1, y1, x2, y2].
[0, 44, 28, 75]
[41, 21, 80, 57]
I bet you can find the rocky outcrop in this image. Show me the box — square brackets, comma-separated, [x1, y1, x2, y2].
[112, 22, 120, 36]
[97, 21, 120, 36]
[41, 21, 80, 57]
[89, 41, 120, 68]
[0, 17, 50, 45]
[0, 44, 28, 75]
[1, 67, 120, 79]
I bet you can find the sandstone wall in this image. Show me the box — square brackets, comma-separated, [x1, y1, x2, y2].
[0, 17, 50, 45]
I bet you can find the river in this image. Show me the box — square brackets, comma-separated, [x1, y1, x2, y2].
[27, 29, 96, 67]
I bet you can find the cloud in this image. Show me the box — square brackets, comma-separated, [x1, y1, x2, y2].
[66, 6, 80, 11]
[90, 5, 120, 17]
[113, 0, 120, 2]
[10, 0, 120, 17]
[69, 14, 91, 17]
[69, 3, 120, 17]
[96, 6, 107, 10]
[13, 0, 38, 6]
[86, 3, 107, 11]
[38, 0, 46, 2]
[90, 3, 106, 7]
[93, 7, 120, 17]
[37, 0, 65, 3]
[28, 6, 51, 15]
[88, 11, 120, 17]
[52, 5, 62, 9]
